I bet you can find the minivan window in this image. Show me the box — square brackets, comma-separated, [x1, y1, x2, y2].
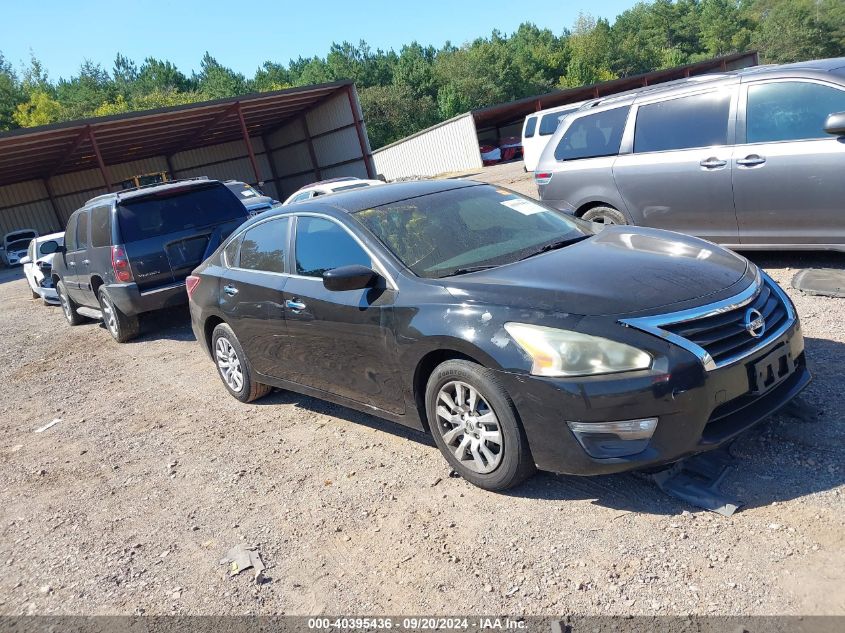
[65, 214, 78, 251]
[238, 218, 289, 274]
[554, 106, 630, 161]
[539, 112, 565, 136]
[524, 116, 537, 138]
[634, 91, 731, 153]
[294, 216, 370, 278]
[77, 211, 89, 250]
[116, 184, 246, 243]
[90, 206, 112, 248]
[746, 81, 845, 143]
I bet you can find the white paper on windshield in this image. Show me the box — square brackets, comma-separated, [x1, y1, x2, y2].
[240, 190, 256, 197]
[501, 198, 545, 216]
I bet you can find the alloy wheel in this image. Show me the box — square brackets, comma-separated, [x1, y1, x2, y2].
[215, 337, 244, 392]
[100, 293, 118, 336]
[59, 290, 73, 322]
[435, 380, 503, 474]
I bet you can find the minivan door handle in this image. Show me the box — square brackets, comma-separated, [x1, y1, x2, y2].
[223, 284, 238, 296]
[285, 299, 306, 311]
[699, 157, 727, 169]
[736, 154, 766, 167]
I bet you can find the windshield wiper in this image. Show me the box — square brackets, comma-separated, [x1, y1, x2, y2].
[442, 265, 499, 277]
[518, 235, 589, 261]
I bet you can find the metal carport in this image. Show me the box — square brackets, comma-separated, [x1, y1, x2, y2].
[0, 81, 375, 236]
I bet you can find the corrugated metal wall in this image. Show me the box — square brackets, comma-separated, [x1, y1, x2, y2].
[0, 86, 373, 238]
[372, 114, 482, 180]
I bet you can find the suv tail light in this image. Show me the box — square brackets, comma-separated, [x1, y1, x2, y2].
[111, 245, 134, 283]
[186, 275, 201, 299]
[534, 172, 553, 186]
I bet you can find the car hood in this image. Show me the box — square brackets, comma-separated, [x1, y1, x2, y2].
[442, 226, 752, 317]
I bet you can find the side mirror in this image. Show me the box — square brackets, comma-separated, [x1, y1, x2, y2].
[19, 256, 31, 265]
[40, 240, 60, 255]
[322, 265, 379, 292]
[824, 111, 845, 136]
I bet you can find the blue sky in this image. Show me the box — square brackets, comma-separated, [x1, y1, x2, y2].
[1, 0, 635, 80]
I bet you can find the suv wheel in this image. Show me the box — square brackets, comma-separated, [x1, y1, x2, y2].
[56, 280, 85, 326]
[212, 323, 272, 403]
[425, 360, 536, 491]
[98, 287, 140, 343]
[581, 206, 628, 225]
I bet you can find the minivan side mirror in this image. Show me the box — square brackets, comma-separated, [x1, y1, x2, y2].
[823, 111, 845, 136]
[323, 265, 379, 292]
[40, 240, 60, 255]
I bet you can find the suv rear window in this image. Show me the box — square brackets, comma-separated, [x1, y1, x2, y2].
[634, 91, 731, 153]
[524, 116, 537, 138]
[116, 184, 246, 243]
[554, 106, 630, 161]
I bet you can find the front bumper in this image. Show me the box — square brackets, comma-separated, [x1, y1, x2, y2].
[498, 319, 809, 475]
[106, 280, 187, 316]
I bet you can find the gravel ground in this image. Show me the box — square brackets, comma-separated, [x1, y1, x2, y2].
[0, 168, 843, 617]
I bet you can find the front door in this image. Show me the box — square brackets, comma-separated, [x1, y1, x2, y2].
[732, 79, 845, 247]
[61, 213, 84, 303]
[613, 87, 740, 243]
[219, 217, 291, 376]
[279, 214, 403, 415]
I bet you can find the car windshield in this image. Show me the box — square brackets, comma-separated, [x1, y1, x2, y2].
[8, 239, 32, 251]
[355, 185, 591, 279]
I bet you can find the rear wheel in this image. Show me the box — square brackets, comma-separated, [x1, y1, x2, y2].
[98, 287, 140, 343]
[56, 280, 85, 326]
[212, 323, 272, 403]
[581, 205, 628, 225]
[426, 360, 535, 491]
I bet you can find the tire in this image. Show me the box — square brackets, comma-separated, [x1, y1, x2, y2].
[31, 287, 39, 299]
[425, 360, 536, 491]
[56, 280, 85, 326]
[98, 287, 140, 343]
[211, 323, 272, 403]
[581, 205, 628, 226]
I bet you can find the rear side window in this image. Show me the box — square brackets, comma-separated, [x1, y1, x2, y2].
[554, 106, 630, 161]
[539, 112, 565, 136]
[90, 206, 112, 248]
[238, 218, 290, 274]
[746, 81, 845, 143]
[224, 235, 241, 267]
[65, 214, 78, 251]
[116, 184, 247, 243]
[294, 216, 370, 278]
[76, 211, 89, 250]
[635, 91, 731, 153]
[524, 116, 537, 138]
[291, 192, 312, 203]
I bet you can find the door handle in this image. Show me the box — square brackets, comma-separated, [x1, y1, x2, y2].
[699, 157, 727, 169]
[69, 261, 76, 267]
[285, 299, 306, 311]
[223, 284, 239, 296]
[82, 259, 90, 265]
[736, 154, 766, 167]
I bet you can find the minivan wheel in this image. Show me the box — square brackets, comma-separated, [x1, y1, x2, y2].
[56, 280, 85, 326]
[425, 360, 536, 491]
[211, 323, 272, 403]
[581, 206, 628, 225]
[98, 287, 140, 343]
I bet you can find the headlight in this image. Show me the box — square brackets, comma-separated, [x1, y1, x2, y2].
[503, 322, 652, 377]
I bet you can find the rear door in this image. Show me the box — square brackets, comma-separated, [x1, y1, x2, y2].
[218, 216, 291, 376]
[612, 86, 740, 242]
[732, 78, 845, 246]
[116, 183, 248, 291]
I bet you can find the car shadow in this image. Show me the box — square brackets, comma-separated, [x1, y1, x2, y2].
[744, 250, 844, 273]
[0, 265, 24, 287]
[107, 305, 198, 343]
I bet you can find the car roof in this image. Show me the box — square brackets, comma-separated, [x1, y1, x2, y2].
[84, 178, 220, 206]
[36, 231, 64, 242]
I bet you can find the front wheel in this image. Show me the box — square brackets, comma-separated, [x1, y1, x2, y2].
[581, 205, 628, 225]
[426, 360, 535, 491]
[98, 287, 140, 343]
[211, 323, 272, 403]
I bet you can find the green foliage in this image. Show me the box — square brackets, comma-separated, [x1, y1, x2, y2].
[1, 0, 842, 142]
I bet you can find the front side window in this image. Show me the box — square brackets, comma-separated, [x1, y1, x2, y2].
[746, 81, 845, 143]
[634, 91, 731, 153]
[238, 218, 289, 274]
[76, 211, 89, 250]
[90, 206, 112, 248]
[294, 216, 370, 278]
[555, 106, 630, 161]
[524, 116, 537, 138]
[355, 185, 589, 279]
[65, 214, 78, 251]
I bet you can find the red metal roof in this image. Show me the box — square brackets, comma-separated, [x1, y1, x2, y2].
[0, 81, 353, 187]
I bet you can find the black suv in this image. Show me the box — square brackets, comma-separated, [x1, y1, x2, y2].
[51, 179, 249, 342]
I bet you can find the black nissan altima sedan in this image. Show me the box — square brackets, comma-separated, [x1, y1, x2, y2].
[187, 180, 810, 491]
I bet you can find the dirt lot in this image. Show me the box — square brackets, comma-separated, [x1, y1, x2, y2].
[0, 169, 843, 617]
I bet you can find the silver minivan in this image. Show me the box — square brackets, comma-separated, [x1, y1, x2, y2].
[535, 57, 845, 251]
